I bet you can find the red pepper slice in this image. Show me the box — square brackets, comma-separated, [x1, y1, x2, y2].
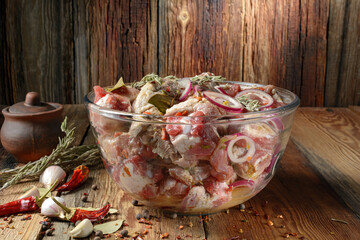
[69, 204, 111, 223]
[56, 165, 89, 192]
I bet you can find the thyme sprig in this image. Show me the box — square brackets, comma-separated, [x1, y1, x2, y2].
[190, 74, 226, 85]
[132, 73, 226, 89]
[237, 95, 261, 111]
[0, 117, 101, 190]
[131, 73, 163, 89]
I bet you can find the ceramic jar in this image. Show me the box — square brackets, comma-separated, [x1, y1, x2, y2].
[1, 92, 63, 163]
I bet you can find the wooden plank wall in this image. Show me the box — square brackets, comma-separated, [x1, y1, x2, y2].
[0, 0, 359, 107]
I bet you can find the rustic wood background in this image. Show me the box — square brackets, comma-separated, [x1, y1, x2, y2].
[0, 0, 359, 107]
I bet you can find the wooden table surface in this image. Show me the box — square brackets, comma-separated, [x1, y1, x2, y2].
[0, 105, 359, 240]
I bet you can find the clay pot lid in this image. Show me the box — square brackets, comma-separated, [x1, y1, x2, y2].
[9, 92, 57, 114]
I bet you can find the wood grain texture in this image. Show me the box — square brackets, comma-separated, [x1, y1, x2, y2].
[83, 0, 158, 87]
[3, 0, 74, 104]
[291, 108, 360, 216]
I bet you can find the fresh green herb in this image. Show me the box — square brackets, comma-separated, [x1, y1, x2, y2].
[148, 94, 175, 114]
[237, 95, 261, 111]
[190, 74, 226, 85]
[331, 218, 348, 224]
[132, 73, 226, 89]
[0, 117, 101, 190]
[105, 77, 125, 92]
[131, 73, 163, 89]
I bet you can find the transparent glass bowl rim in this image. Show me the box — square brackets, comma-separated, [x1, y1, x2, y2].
[84, 81, 300, 125]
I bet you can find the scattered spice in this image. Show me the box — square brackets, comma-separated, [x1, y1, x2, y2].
[21, 215, 32, 221]
[288, 232, 298, 237]
[120, 229, 128, 237]
[145, 225, 152, 229]
[226, 209, 230, 214]
[239, 228, 243, 234]
[331, 218, 348, 224]
[239, 204, 245, 210]
[189, 222, 193, 228]
[170, 213, 178, 219]
[142, 209, 150, 219]
[179, 225, 184, 230]
[176, 235, 182, 239]
[95, 230, 104, 237]
[283, 233, 290, 238]
[45, 229, 54, 236]
[136, 213, 143, 220]
[277, 215, 284, 219]
[267, 220, 274, 226]
[330, 232, 335, 235]
[240, 219, 247, 223]
[132, 199, 139, 206]
[142, 229, 149, 235]
[138, 218, 152, 225]
[160, 232, 169, 239]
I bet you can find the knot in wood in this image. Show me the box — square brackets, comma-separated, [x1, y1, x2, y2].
[178, 9, 190, 26]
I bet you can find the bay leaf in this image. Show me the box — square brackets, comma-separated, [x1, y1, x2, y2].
[148, 94, 174, 114]
[93, 219, 124, 234]
[105, 77, 125, 92]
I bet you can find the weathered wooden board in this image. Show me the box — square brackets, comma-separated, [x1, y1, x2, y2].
[1, 0, 359, 107]
[2, 0, 74, 105]
[291, 108, 360, 216]
[1, 106, 360, 240]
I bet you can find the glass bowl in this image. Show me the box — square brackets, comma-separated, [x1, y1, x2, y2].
[84, 82, 300, 214]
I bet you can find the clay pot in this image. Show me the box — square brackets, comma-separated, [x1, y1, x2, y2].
[1, 92, 64, 163]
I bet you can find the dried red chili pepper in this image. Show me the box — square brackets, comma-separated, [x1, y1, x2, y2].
[69, 204, 110, 223]
[56, 165, 89, 192]
[0, 183, 55, 217]
[50, 197, 110, 223]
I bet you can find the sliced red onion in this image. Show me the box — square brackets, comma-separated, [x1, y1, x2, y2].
[227, 135, 256, 164]
[235, 89, 274, 109]
[203, 91, 245, 112]
[214, 85, 229, 95]
[178, 78, 192, 101]
[268, 118, 284, 131]
[264, 145, 281, 173]
[229, 179, 255, 188]
[193, 84, 202, 93]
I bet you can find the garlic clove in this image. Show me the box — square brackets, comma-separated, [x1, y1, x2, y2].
[18, 186, 40, 199]
[41, 197, 66, 217]
[69, 219, 93, 238]
[40, 165, 66, 189]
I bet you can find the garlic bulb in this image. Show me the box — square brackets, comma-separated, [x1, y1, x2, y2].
[18, 186, 40, 199]
[41, 197, 66, 217]
[40, 165, 66, 189]
[70, 219, 93, 238]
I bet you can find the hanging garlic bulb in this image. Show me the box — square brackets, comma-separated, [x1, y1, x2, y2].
[39, 165, 66, 189]
[41, 197, 67, 218]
